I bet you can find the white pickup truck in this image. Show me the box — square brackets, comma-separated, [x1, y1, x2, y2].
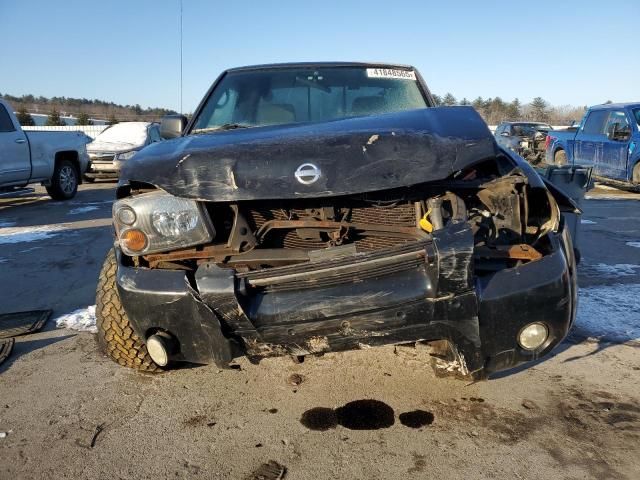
[0, 99, 90, 200]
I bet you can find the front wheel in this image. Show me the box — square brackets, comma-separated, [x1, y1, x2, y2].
[95, 249, 161, 372]
[46, 159, 78, 200]
[554, 149, 567, 166]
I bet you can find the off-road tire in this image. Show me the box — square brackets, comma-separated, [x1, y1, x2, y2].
[96, 249, 161, 372]
[46, 159, 79, 200]
[632, 162, 640, 184]
[554, 149, 567, 166]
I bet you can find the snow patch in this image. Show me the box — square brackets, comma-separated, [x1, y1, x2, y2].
[68, 205, 100, 215]
[0, 225, 66, 244]
[366, 134, 380, 145]
[584, 263, 640, 277]
[626, 242, 640, 248]
[585, 194, 640, 201]
[575, 284, 640, 342]
[52, 200, 112, 207]
[55, 305, 97, 333]
[580, 219, 597, 225]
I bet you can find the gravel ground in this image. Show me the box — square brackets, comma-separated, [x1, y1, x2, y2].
[0, 182, 638, 480]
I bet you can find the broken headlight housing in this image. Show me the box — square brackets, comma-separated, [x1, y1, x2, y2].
[113, 190, 214, 256]
[116, 150, 137, 161]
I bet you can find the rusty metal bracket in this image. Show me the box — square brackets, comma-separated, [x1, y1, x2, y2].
[474, 244, 542, 261]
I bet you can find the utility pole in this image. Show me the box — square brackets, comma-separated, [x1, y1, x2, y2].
[179, 0, 183, 114]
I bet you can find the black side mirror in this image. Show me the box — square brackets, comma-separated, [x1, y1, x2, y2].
[160, 115, 188, 139]
[608, 122, 630, 142]
[617, 131, 631, 142]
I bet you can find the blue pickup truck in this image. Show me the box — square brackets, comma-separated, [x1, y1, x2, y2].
[545, 103, 640, 183]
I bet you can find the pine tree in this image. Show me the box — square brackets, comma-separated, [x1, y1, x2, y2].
[76, 112, 93, 126]
[459, 98, 470, 106]
[471, 97, 485, 118]
[45, 108, 65, 126]
[506, 98, 521, 120]
[442, 93, 457, 106]
[487, 97, 507, 123]
[16, 106, 35, 126]
[107, 114, 119, 125]
[530, 97, 549, 122]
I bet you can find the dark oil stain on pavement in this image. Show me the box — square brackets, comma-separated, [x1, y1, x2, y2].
[301, 400, 435, 431]
[301, 400, 395, 431]
[337, 400, 395, 430]
[399, 410, 435, 428]
[300, 407, 338, 431]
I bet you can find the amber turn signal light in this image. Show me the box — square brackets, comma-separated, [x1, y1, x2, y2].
[121, 229, 148, 253]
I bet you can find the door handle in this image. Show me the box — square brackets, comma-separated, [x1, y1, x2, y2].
[15, 138, 26, 144]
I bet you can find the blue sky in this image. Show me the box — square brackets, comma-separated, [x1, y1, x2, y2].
[1, 0, 637, 112]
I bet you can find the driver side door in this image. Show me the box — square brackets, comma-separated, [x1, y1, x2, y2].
[600, 110, 631, 180]
[575, 110, 608, 169]
[0, 103, 31, 186]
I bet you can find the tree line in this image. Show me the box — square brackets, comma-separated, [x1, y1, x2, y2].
[432, 93, 587, 125]
[4, 91, 591, 127]
[1, 92, 176, 126]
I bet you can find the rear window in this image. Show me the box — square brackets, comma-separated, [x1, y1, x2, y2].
[633, 108, 640, 126]
[96, 123, 149, 146]
[0, 105, 16, 132]
[511, 123, 552, 136]
[192, 67, 428, 132]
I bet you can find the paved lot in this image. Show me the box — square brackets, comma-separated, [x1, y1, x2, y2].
[0, 182, 638, 479]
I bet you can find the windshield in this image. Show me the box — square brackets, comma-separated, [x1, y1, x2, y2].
[95, 122, 149, 146]
[191, 67, 428, 132]
[511, 123, 552, 136]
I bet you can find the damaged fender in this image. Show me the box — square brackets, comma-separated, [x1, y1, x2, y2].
[115, 249, 233, 367]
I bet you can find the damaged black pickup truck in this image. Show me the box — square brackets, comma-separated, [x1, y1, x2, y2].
[96, 62, 579, 379]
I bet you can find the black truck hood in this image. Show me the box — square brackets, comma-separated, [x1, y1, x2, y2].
[122, 106, 498, 201]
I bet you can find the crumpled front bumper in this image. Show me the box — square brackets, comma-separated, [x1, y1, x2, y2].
[86, 158, 124, 178]
[115, 223, 577, 378]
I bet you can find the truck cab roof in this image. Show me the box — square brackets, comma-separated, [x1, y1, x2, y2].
[589, 102, 640, 110]
[224, 61, 417, 73]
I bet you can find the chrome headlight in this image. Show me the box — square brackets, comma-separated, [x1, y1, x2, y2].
[113, 190, 214, 256]
[116, 150, 137, 161]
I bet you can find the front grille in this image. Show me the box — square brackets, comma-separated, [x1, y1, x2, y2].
[89, 153, 116, 161]
[244, 199, 418, 252]
[349, 204, 416, 226]
[238, 240, 432, 292]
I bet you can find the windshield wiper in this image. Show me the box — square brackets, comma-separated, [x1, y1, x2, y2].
[192, 123, 252, 134]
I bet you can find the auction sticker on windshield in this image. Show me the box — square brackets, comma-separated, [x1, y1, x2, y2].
[366, 68, 416, 80]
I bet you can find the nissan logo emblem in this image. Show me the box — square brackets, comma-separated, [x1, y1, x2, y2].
[294, 163, 321, 185]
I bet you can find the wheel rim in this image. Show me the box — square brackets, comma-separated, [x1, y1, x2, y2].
[59, 166, 76, 194]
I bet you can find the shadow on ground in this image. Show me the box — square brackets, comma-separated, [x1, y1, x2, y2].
[0, 334, 75, 374]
